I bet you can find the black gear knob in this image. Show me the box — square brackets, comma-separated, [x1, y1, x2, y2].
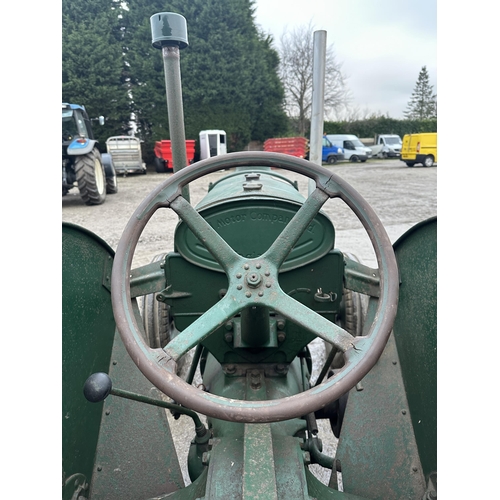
[83, 372, 113, 403]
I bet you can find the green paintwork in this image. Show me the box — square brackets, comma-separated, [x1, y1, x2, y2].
[392, 217, 437, 482]
[335, 324, 427, 499]
[174, 168, 335, 272]
[89, 329, 184, 499]
[62, 223, 116, 500]
[162, 249, 343, 365]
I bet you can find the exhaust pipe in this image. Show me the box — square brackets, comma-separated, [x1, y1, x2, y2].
[150, 12, 190, 201]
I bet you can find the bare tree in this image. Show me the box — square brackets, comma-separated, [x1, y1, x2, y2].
[278, 22, 350, 135]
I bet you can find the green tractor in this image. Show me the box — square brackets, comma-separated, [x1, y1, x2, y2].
[62, 13, 436, 500]
[62, 103, 118, 205]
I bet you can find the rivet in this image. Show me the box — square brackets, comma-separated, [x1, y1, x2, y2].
[258, 291, 264, 297]
[237, 285, 242, 290]
[244, 264, 249, 270]
[245, 292, 251, 298]
[265, 271, 270, 276]
[236, 273, 242, 279]
[402, 409, 407, 415]
[105, 410, 110, 415]
[256, 263, 261, 269]
[97, 466, 102, 472]
[266, 282, 271, 288]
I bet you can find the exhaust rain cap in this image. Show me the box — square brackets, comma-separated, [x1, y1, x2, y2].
[150, 12, 188, 50]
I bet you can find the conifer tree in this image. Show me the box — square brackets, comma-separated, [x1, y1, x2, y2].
[62, 0, 131, 146]
[404, 66, 437, 120]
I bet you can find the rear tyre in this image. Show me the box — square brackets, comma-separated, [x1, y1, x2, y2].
[424, 155, 434, 167]
[140, 253, 188, 375]
[154, 157, 167, 173]
[106, 173, 118, 194]
[75, 148, 106, 205]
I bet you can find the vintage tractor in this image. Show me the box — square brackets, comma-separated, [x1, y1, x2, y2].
[62, 12, 436, 500]
[62, 103, 118, 205]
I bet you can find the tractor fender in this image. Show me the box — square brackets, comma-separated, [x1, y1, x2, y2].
[67, 137, 98, 156]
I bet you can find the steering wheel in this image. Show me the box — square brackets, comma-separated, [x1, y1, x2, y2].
[111, 152, 399, 423]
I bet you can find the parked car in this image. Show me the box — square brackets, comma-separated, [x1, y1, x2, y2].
[401, 133, 437, 167]
[326, 134, 373, 162]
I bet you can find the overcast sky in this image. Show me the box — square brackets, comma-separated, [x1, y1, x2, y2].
[252, 0, 437, 119]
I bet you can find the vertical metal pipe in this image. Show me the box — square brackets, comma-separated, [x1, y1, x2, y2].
[161, 45, 190, 202]
[308, 30, 327, 195]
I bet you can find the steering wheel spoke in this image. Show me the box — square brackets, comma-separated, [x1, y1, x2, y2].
[163, 295, 243, 360]
[170, 195, 242, 272]
[272, 289, 355, 353]
[264, 188, 330, 268]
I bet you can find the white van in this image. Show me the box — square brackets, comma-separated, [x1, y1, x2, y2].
[199, 130, 227, 160]
[326, 134, 373, 162]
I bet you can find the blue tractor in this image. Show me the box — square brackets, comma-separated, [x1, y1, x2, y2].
[62, 103, 118, 205]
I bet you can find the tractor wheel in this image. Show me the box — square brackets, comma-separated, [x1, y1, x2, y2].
[424, 155, 434, 167]
[327, 155, 337, 165]
[106, 172, 118, 194]
[75, 148, 106, 205]
[154, 157, 167, 173]
[140, 253, 189, 376]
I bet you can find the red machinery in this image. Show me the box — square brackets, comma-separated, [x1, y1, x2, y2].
[263, 137, 308, 158]
[154, 139, 196, 172]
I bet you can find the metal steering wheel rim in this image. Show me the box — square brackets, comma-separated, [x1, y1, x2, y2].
[111, 152, 399, 423]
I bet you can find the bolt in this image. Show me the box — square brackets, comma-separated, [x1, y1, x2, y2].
[224, 333, 233, 343]
[277, 332, 286, 342]
[275, 364, 287, 374]
[277, 320, 285, 330]
[226, 364, 236, 374]
[224, 322, 233, 331]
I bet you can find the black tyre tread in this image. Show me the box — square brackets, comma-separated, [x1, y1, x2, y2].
[106, 174, 118, 194]
[140, 253, 188, 375]
[75, 149, 106, 205]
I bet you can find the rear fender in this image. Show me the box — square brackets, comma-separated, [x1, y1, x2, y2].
[67, 138, 97, 156]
